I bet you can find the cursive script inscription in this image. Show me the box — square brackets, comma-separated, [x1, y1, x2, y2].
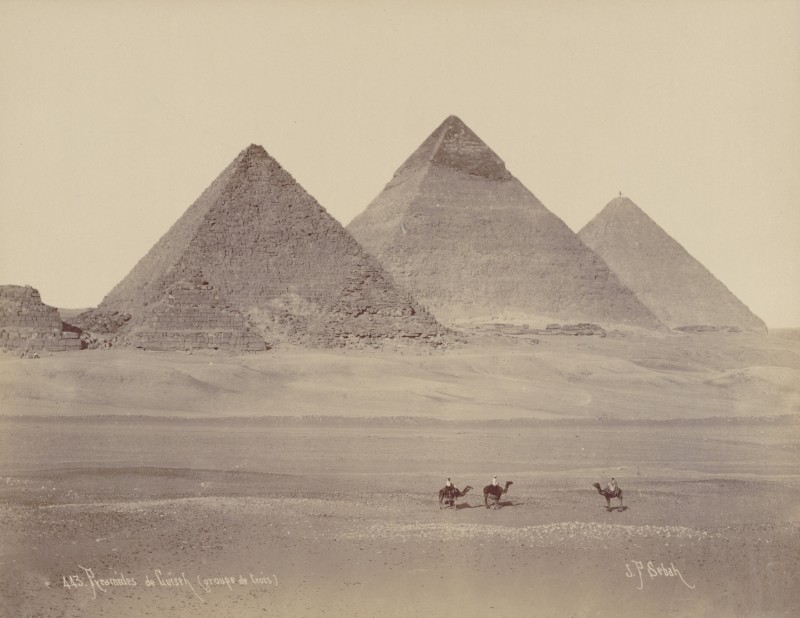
[625, 560, 695, 590]
[60, 566, 278, 602]
[65, 566, 138, 599]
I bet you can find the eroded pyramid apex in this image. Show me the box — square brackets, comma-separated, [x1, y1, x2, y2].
[390, 116, 511, 182]
[428, 115, 510, 180]
[235, 143, 270, 163]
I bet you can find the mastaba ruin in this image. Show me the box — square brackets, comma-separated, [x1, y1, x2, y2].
[0, 285, 81, 353]
[76, 144, 447, 351]
[578, 196, 767, 333]
[347, 116, 662, 329]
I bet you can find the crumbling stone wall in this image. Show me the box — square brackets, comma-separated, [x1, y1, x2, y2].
[0, 285, 82, 352]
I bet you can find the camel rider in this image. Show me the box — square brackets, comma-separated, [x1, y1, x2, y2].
[485, 476, 502, 509]
[444, 478, 456, 506]
[607, 477, 618, 495]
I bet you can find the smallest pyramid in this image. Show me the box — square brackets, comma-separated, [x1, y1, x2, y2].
[578, 197, 766, 333]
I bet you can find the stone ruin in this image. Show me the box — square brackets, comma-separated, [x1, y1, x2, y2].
[347, 116, 663, 330]
[471, 322, 606, 338]
[0, 285, 82, 354]
[539, 323, 607, 337]
[75, 144, 449, 351]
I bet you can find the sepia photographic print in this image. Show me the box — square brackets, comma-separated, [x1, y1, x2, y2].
[1, 2, 798, 616]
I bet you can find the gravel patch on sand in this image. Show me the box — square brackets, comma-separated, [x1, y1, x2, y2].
[338, 520, 716, 543]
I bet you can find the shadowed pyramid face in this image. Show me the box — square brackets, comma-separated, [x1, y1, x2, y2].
[86, 145, 447, 351]
[347, 117, 662, 329]
[578, 197, 766, 333]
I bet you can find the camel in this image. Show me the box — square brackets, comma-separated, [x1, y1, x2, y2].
[593, 482, 624, 511]
[439, 485, 473, 509]
[483, 481, 513, 509]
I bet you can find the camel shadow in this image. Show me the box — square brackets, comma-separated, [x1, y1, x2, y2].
[483, 500, 517, 510]
[600, 505, 629, 512]
[439, 501, 480, 510]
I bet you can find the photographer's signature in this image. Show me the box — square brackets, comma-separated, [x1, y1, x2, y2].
[625, 561, 695, 590]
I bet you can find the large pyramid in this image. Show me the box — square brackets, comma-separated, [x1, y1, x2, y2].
[578, 196, 767, 333]
[347, 116, 662, 329]
[80, 144, 447, 350]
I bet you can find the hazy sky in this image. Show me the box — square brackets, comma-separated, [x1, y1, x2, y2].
[1, 1, 798, 327]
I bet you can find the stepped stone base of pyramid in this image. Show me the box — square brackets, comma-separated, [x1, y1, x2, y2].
[128, 331, 267, 352]
[0, 285, 83, 352]
[79, 274, 449, 351]
[0, 330, 83, 352]
[76, 279, 268, 352]
[78, 303, 449, 351]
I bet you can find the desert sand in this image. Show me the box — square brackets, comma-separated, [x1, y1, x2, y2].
[1, 330, 799, 617]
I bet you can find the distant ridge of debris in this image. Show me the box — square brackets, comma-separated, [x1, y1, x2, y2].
[470, 322, 606, 337]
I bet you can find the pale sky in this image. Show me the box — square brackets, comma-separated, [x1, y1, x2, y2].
[1, 1, 798, 327]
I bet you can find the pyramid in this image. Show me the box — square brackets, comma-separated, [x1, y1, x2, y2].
[578, 196, 767, 333]
[81, 144, 447, 350]
[347, 116, 662, 329]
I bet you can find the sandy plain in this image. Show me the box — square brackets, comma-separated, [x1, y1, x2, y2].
[1, 330, 799, 617]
